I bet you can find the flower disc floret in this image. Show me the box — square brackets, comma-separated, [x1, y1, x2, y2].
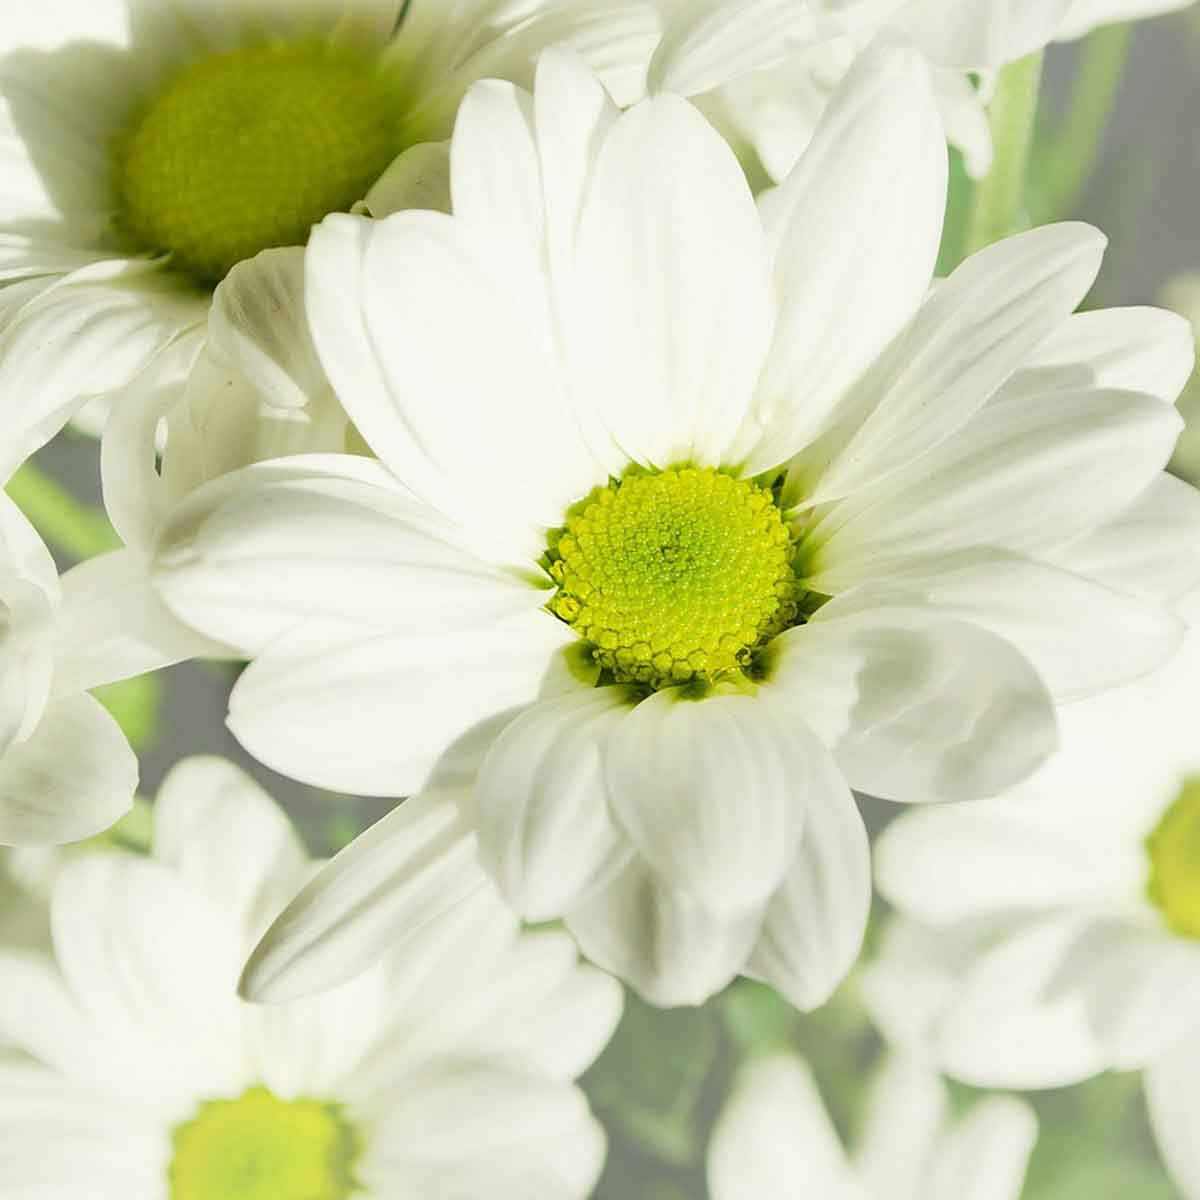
[118, 43, 400, 283]
[169, 1085, 359, 1200]
[1146, 778, 1200, 940]
[547, 467, 802, 689]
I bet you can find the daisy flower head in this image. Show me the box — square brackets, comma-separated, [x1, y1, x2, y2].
[0, 0, 659, 477]
[154, 44, 1199, 1009]
[708, 1052, 1037, 1200]
[647, 0, 1198, 181]
[869, 582, 1200, 1198]
[0, 756, 621, 1200]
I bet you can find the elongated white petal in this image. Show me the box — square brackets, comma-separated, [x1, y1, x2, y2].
[808, 388, 1182, 587]
[791, 224, 1108, 507]
[649, 0, 820, 97]
[356, 139, 452, 218]
[565, 857, 763, 1007]
[1057, 0, 1194, 41]
[605, 689, 808, 911]
[770, 606, 1057, 803]
[894, 0, 1075, 69]
[240, 788, 494, 1003]
[746, 750, 869, 1010]
[226, 614, 571, 797]
[477, 687, 637, 921]
[708, 1056, 858, 1200]
[0, 262, 204, 482]
[569, 91, 773, 470]
[875, 800, 1146, 928]
[741, 41, 945, 475]
[925, 1096, 1037, 1200]
[154, 451, 544, 656]
[807, 552, 1183, 700]
[1146, 1040, 1200, 1200]
[0, 695, 136, 847]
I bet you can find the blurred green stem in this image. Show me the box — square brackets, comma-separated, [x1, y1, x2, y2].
[963, 50, 1045, 255]
[1038, 24, 1132, 221]
[5, 461, 119, 561]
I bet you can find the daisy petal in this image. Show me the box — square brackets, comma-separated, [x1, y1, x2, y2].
[356, 139, 452, 218]
[925, 1096, 1037, 1200]
[605, 690, 808, 911]
[0, 694, 136, 847]
[1146, 1040, 1200, 1200]
[569, 90, 774, 469]
[240, 788, 491, 1004]
[226, 614, 572, 797]
[741, 41, 946, 475]
[792, 224, 1108, 507]
[895, 0, 1075, 69]
[746, 750, 870, 1011]
[566, 857, 762, 1007]
[477, 687, 637, 922]
[770, 606, 1058, 803]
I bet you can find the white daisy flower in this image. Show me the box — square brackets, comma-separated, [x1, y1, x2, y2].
[0, 492, 153, 846]
[647, 0, 1197, 181]
[152, 46, 1198, 1009]
[0, 755, 621, 1200]
[0, 0, 660, 477]
[708, 1052, 1037, 1200]
[870, 583, 1200, 1199]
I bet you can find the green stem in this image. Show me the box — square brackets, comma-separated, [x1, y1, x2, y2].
[1037, 23, 1132, 221]
[963, 50, 1046, 256]
[5, 462, 119, 561]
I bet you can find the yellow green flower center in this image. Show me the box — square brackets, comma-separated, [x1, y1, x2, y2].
[1147, 778, 1200, 939]
[117, 43, 401, 283]
[169, 1086, 359, 1200]
[547, 467, 802, 690]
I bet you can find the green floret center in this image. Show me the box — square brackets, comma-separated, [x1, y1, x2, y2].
[169, 1085, 360, 1200]
[1147, 778, 1200, 940]
[117, 43, 401, 283]
[546, 467, 803, 690]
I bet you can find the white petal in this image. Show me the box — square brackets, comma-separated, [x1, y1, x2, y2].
[791, 224, 1108, 507]
[152, 756, 309, 950]
[565, 856, 762, 1007]
[875, 801, 1148, 928]
[207, 247, 328, 412]
[740, 41, 945, 475]
[356, 139, 452, 218]
[746, 751, 869, 1011]
[1001, 306, 1195, 405]
[52, 548, 226, 697]
[649, 0, 820, 97]
[1146, 1040, 1200, 1200]
[240, 787, 493, 1003]
[569, 91, 774, 469]
[1053, 474, 1200, 605]
[769, 605, 1058, 803]
[807, 551, 1183, 700]
[305, 211, 600, 560]
[926, 1096, 1037, 1200]
[0, 262, 204, 482]
[0, 694, 136, 847]
[226, 613, 572, 797]
[853, 1057, 948, 1200]
[808, 388, 1182, 587]
[605, 690, 809, 911]
[708, 1055, 858, 1200]
[894, 0, 1076, 68]
[1057, 0, 1194, 40]
[476, 686, 637, 921]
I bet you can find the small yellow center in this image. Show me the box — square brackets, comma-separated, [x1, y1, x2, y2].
[169, 1086, 359, 1200]
[118, 42, 401, 283]
[1147, 779, 1200, 939]
[547, 467, 802, 690]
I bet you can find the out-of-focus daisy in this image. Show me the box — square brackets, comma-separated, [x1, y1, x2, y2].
[708, 1053, 1037, 1200]
[0, 756, 621, 1200]
[647, 0, 1197, 181]
[154, 47, 1197, 1009]
[0, 0, 658, 475]
[871, 583, 1200, 1200]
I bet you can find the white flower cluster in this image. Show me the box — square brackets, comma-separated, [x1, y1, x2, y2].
[1, 0, 1198, 1196]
